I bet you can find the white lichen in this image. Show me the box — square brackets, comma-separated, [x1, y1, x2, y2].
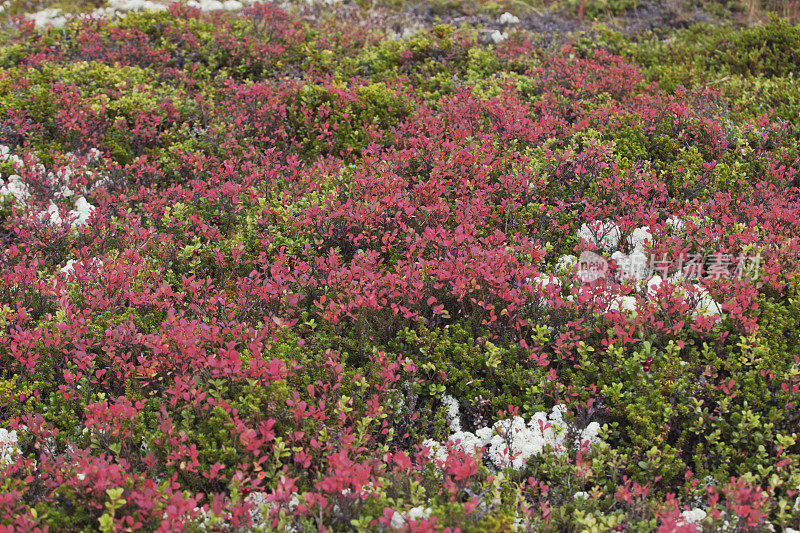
[426, 401, 603, 472]
[390, 506, 432, 529]
[680, 508, 707, 525]
[556, 254, 577, 272]
[605, 295, 638, 315]
[577, 221, 621, 253]
[498, 12, 520, 25]
[666, 215, 685, 233]
[69, 197, 95, 227]
[626, 226, 652, 254]
[25, 7, 68, 28]
[489, 30, 508, 44]
[0, 428, 20, 466]
[0, 174, 31, 206]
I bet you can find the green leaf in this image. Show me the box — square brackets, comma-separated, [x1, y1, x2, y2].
[99, 513, 114, 533]
[106, 487, 124, 501]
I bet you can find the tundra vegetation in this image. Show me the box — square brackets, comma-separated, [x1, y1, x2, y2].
[0, 0, 799, 531]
